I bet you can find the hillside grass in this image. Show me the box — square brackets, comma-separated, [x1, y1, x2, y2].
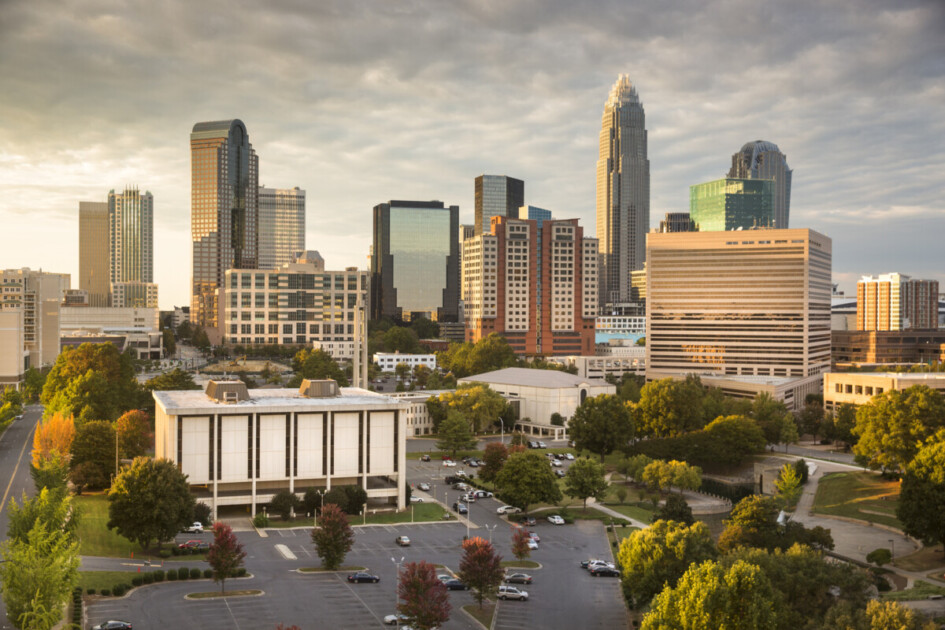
[812, 471, 903, 530]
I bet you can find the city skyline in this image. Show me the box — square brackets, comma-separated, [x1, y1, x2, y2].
[1, 1, 943, 309]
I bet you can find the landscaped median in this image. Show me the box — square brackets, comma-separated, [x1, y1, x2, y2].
[78, 567, 250, 598]
[259, 502, 449, 529]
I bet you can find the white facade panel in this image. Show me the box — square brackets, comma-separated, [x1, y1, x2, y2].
[333, 412, 360, 477]
[219, 415, 249, 482]
[259, 414, 286, 480]
[369, 411, 395, 474]
[181, 416, 210, 484]
[297, 412, 324, 477]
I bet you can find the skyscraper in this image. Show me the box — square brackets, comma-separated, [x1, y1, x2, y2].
[191, 119, 259, 332]
[371, 200, 459, 322]
[474, 175, 524, 236]
[108, 187, 157, 307]
[658, 212, 693, 233]
[857, 273, 939, 331]
[78, 201, 109, 307]
[728, 140, 792, 229]
[596, 75, 649, 311]
[258, 186, 305, 270]
[689, 178, 774, 231]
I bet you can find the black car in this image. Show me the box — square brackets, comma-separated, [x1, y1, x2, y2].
[93, 623, 133, 630]
[452, 502, 468, 515]
[590, 566, 620, 577]
[445, 475, 463, 485]
[347, 572, 380, 583]
[421, 454, 431, 462]
[444, 579, 468, 590]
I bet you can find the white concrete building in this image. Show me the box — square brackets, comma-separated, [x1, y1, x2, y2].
[153, 379, 408, 518]
[387, 390, 453, 436]
[60, 306, 159, 332]
[313, 340, 359, 361]
[823, 372, 945, 411]
[373, 353, 437, 372]
[547, 354, 644, 380]
[458, 367, 614, 438]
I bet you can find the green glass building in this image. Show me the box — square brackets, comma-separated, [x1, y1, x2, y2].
[689, 178, 774, 232]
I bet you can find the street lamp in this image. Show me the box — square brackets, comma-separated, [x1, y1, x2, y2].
[483, 523, 497, 544]
[497, 418, 506, 445]
[313, 490, 325, 527]
[391, 555, 405, 628]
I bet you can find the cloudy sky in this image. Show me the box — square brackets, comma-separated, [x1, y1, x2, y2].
[1, 0, 943, 309]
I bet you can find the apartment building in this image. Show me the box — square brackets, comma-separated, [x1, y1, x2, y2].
[857, 273, 939, 331]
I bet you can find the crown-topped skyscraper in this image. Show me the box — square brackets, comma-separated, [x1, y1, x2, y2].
[596, 75, 649, 312]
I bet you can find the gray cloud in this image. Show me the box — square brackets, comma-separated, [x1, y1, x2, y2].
[1, 0, 943, 307]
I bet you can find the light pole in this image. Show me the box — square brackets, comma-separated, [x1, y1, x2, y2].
[314, 490, 325, 527]
[391, 555, 404, 628]
[484, 523, 497, 544]
[498, 418, 506, 445]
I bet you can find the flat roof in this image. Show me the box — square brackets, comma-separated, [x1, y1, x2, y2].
[154, 387, 407, 415]
[459, 367, 610, 389]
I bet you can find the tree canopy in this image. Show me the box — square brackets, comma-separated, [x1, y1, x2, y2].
[495, 451, 562, 512]
[311, 503, 354, 570]
[290, 348, 348, 386]
[897, 438, 945, 548]
[569, 394, 634, 461]
[435, 410, 477, 458]
[71, 420, 116, 491]
[426, 383, 508, 433]
[718, 495, 833, 553]
[207, 522, 247, 594]
[636, 376, 706, 437]
[116, 410, 152, 460]
[458, 537, 504, 609]
[398, 561, 451, 630]
[564, 457, 609, 510]
[41, 342, 140, 421]
[479, 442, 508, 483]
[436, 333, 518, 378]
[852, 385, 945, 472]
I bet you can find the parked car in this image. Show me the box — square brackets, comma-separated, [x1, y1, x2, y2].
[410, 496, 424, 503]
[522, 516, 537, 527]
[443, 460, 456, 467]
[177, 539, 202, 549]
[528, 441, 539, 449]
[347, 572, 380, 583]
[590, 566, 621, 577]
[455, 470, 468, 477]
[468, 460, 479, 467]
[551, 459, 563, 467]
[527, 531, 540, 543]
[194, 541, 210, 551]
[452, 482, 470, 491]
[444, 476, 463, 485]
[581, 559, 615, 570]
[444, 579, 469, 591]
[547, 515, 565, 525]
[526, 539, 539, 550]
[473, 490, 494, 499]
[420, 454, 431, 462]
[504, 573, 533, 585]
[461, 493, 477, 503]
[384, 613, 410, 625]
[181, 522, 203, 534]
[395, 535, 411, 547]
[564, 453, 575, 460]
[538, 441, 548, 448]
[437, 574, 453, 583]
[496, 505, 522, 515]
[453, 502, 468, 515]
[417, 482, 431, 491]
[554, 469, 566, 478]
[498, 585, 529, 600]
[93, 622, 132, 630]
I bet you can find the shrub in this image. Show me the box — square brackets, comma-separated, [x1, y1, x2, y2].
[159, 549, 171, 558]
[142, 573, 154, 585]
[252, 512, 270, 528]
[178, 567, 189, 580]
[171, 547, 181, 556]
[167, 571, 177, 581]
[131, 576, 143, 587]
[190, 568, 201, 579]
[152, 570, 165, 582]
[87, 588, 96, 595]
[204, 569, 213, 578]
[236, 567, 247, 577]
[100, 589, 110, 597]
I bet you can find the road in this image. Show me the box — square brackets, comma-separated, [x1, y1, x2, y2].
[0, 404, 42, 629]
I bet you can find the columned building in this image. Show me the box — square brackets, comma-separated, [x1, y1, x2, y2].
[596, 75, 649, 311]
[728, 140, 792, 229]
[258, 186, 305, 270]
[474, 175, 524, 236]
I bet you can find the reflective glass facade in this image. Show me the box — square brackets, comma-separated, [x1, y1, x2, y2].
[475, 175, 523, 236]
[258, 186, 305, 270]
[728, 140, 792, 229]
[689, 178, 774, 232]
[108, 187, 154, 285]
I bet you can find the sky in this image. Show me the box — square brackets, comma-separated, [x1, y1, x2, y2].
[1, 0, 943, 310]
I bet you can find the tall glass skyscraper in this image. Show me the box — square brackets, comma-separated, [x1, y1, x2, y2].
[372, 200, 459, 322]
[474, 175, 524, 235]
[596, 75, 649, 311]
[728, 140, 792, 229]
[258, 186, 305, 270]
[689, 178, 774, 232]
[108, 187, 156, 307]
[191, 119, 258, 330]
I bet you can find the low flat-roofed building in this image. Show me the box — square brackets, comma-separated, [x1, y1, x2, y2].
[61, 329, 163, 360]
[458, 367, 614, 439]
[823, 372, 945, 411]
[832, 330, 945, 367]
[373, 353, 436, 372]
[387, 389, 454, 436]
[647, 371, 822, 412]
[153, 379, 408, 519]
[546, 354, 644, 379]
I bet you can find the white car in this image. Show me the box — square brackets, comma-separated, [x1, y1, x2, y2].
[564, 453, 575, 460]
[498, 585, 529, 600]
[551, 460, 563, 467]
[182, 522, 204, 533]
[461, 493, 477, 503]
[526, 539, 539, 550]
[443, 460, 457, 467]
[496, 505, 522, 515]
[410, 496, 424, 503]
[547, 515, 565, 525]
[418, 482, 431, 491]
[384, 613, 409, 625]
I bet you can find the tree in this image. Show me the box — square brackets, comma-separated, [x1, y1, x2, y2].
[0, 522, 80, 630]
[398, 561, 451, 630]
[107, 457, 196, 550]
[21, 367, 47, 403]
[383, 326, 421, 354]
[569, 394, 634, 462]
[290, 348, 348, 386]
[701, 415, 767, 466]
[625, 454, 654, 481]
[435, 410, 476, 458]
[641, 560, 779, 630]
[410, 317, 439, 340]
[40, 342, 140, 421]
[797, 400, 824, 440]
[550, 412, 565, 426]
[6, 487, 77, 544]
[428, 384, 508, 433]
[30, 451, 70, 494]
[853, 385, 945, 472]
[412, 364, 431, 388]
[637, 376, 706, 437]
[436, 334, 518, 378]
[71, 420, 116, 490]
[774, 463, 802, 509]
[654, 494, 694, 525]
[394, 362, 412, 383]
[31, 412, 75, 468]
[116, 410, 151, 460]
[511, 527, 532, 562]
[479, 442, 508, 483]
[310, 503, 354, 570]
[458, 536, 503, 609]
[642, 460, 701, 494]
[719, 494, 834, 553]
[494, 451, 562, 513]
[162, 328, 177, 356]
[866, 548, 892, 567]
[617, 375, 643, 404]
[191, 325, 211, 351]
[145, 368, 200, 392]
[270, 490, 299, 520]
[897, 439, 945, 548]
[564, 457, 609, 510]
[207, 522, 247, 594]
[751, 392, 797, 448]
[617, 519, 717, 607]
[176, 320, 193, 341]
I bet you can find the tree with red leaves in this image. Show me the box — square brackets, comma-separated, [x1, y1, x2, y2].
[511, 527, 532, 563]
[479, 442, 508, 483]
[207, 522, 247, 593]
[398, 561, 451, 630]
[459, 536, 503, 608]
[311, 503, 354, 570]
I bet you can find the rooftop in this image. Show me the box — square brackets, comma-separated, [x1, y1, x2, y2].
[154, 386, 406, 414]
[459, 367, 610, 389]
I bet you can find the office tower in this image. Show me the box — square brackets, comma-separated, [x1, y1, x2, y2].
[857, 273, 939, 331]
[474, 175, 524, 235]
[191, 120, 259, 332]
[372, 200, 459, 322]
[108, 187, 157, 307]
[597, 75, 649, 310]
[463, 216, 597, 356]
[258, 186, 305, 270]
[659, 212, 693, 233]
[522, 205, 553, 228]
[689, 178, 774, 231]
[78, 202, 109, 307]
[728, 140, 792, 229]
[646, 229, 831, 379]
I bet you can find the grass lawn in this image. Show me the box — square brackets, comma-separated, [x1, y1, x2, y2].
[462, 602, 495, 628]
[500, 560, 541, 569]
[79, 571, 139, 592]
[601, 503, 655, 524]
[881, 580, 945, 601]
[75, 494, 146, 558]
[264, 502, 448, 528]
[812, 471, 903, 530]
[894, 545, 945, 572]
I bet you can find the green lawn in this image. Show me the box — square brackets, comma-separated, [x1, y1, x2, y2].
[812, 472, 903, 530]
[79, 570, 139, 592]
[75, 494, 146, 557]
[265, 502, 448, 528]
[462, 602, 495, 628]
[600, 503, 655, 524]
[881, 580, 945, 601]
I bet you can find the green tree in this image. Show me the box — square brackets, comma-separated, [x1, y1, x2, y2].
[410, 317, 439, 340]
[458, 536, 504, 609]
[642, 460, 701, 493]
[162, 328, 177, 356]
[176, 320, 193, 341]
[270, 490, 300, 520]
[310, 503, 354, 570]
[435, 410, 476, 458]
[6, 487, 77, 544]
[290, 348, 348, 386]
[383, 326, 421, 354]
[21, 367, 47, 403]
[70, 420, 116, 490]
[495, 451, 562, 513]
[897, 438, 945, 548]
[41, 342, 139, 421]
[719, 495, 833, 553]
[191, 325, 211, 351]
[702, 415, 767, 466]
[207, 522, 246, 594]
[429, 384, 508, 433]
[641, 559, 779, 630]
[398, 560, 451, 630]
[479, 442, 508, 483]
[617, 375, 643, 403]
[0, 522, 80, 630]
[751, 392, 798, 448]
[30, 452, 70, 495]
[412, 364, 431, 388]
[774, 463, 802, 509]
[625, 454, 654, 481]
[145, 368, 200, 392]
[107, 457, 196, 550]
[394, 362, 412, 382]
[617, 519, 717, 607]
[797, 400, 824, 440]
[866, 548, 892, 567]
[437, 334, 518, 378]
[564, 457, 609, 510]
[637, 376, 706, 437]
[654, 494, 694, 525]
[569, 394, 634, 462]
[116, 410, 151, 460]
[853, 385, 945, 472]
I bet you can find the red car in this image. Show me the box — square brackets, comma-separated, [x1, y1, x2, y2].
[177, 540, 202, 549]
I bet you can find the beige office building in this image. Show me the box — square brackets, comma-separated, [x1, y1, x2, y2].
[646, 229, 832, 383]
[823, 372, 945, 411]
[79, 202, 109, 307]
[857, 273, 939, 331]
[258, 186, 306, 271]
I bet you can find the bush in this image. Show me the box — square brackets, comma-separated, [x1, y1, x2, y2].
[100, 589, 111, 597]
[252, 512, 270, 528]
[131, 576, 143, 587]
[236, 567, 247, 577]
[178, 567, 190, 580]
[142, 572, 154, 585]
[204, 569, 213, 578]
[171, 547, 181, 556]
[167, 571, 177, 581]
[159, 549, 171, 558]
[698, 478, 755, 504]
[87, 588, 96, 595]
[190, 568, 201, 579]
[152, 570, 165, 582]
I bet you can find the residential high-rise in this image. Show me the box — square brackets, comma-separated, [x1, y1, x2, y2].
[463, 216, 597, 356]
[728, 140, 792, 229]
[857, 273, 939, 331]
[596, 75, 649, 310]
[475, 175, 524, 236]
[689, 178, 774, 232]
[646, 229, 832, 381]
[191, 120, 259, 332]
[371, 200, 459, 322]
[658, 212, 693, 233]
[258, 186, 305, 270]
[108, 187, 157, 307]
[78, 202, 109, 307]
